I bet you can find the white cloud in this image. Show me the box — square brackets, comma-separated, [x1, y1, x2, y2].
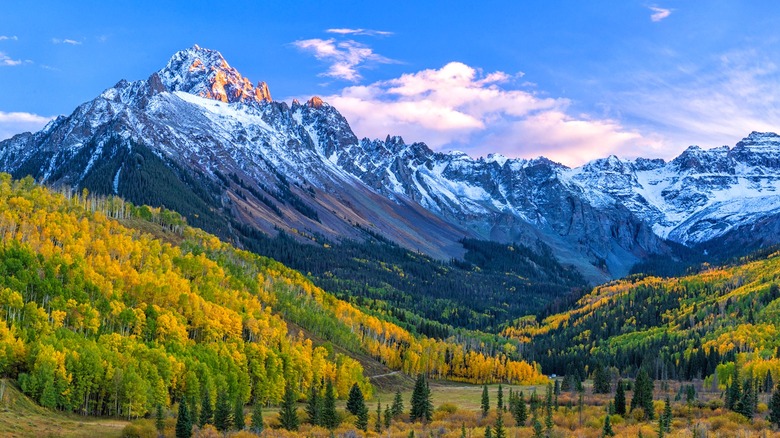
[323, 62, 657, 166]
[326, 28, 393, 37]
[0, 111, 55, 141]
[0, 52, 22, 66]
[0, 36, 18, 41]
[52, 38, 82, 45]
[293, 38, 396, 82]
[649, 6, 672, 22]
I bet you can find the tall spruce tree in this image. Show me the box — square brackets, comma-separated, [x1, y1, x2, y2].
[494, 409, 506, 438]
[321, 379, 339, 430]
[602, 414, 615, 437]
[545, 383, 553, 432]
[481, 384, 490, 417]
[278, 384, 299, 431]
[356, 403, 369, 431]
[347, 383, 365, 416]
[485, 425, 493, 438]
[410, 374, 433, 423]
[233, 397, 245, 430]
[660, 397, 672, 434]
[765, 371, 775, 393]
[375, 401, 382, 433]
[497, 384, 504, 411]
[769, 383, 780, 427]
[512, 390, 527, 426]
[198, 389, 213, 427]
[306, 383, 321, 426]
[175, 399, 193, 438]
[631, 370, 654, 420]
[726, 367, 741, 411]
[250, 398, 264, 434]
[155, 404, 165, 436]
[384, 404, 392, 429]
[593, 365, 611, 394]
[614, 380, 626, 416]
[392, 389, 404, 418]
[214, 391, 232, 432]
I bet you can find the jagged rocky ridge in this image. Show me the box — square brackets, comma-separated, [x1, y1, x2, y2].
[2, 45, 779, 282]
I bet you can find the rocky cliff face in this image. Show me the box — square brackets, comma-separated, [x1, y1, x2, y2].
[2, 45, 778, 282]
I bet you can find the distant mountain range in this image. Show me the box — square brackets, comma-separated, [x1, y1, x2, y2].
[3, 45, 780, 283]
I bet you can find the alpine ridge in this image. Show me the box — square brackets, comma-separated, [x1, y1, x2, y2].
[2, 45, 780, 282]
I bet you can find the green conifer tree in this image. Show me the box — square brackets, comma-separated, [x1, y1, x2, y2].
[198, 389, 213, 427]
[384, 404, 392, 429]
[494, 408, 506, 438]
[278, 384, 299, 431]
[485, 425, 493, 438]
[769, 383, 780, 427]
[392, 389, 404, 418]
[375, 401, 382, 433]
[306, 383, 321, 426]
[614, 380, 626, 416]
[497, 384, 504, 411]
[250, 398, 264, 434]
[175, 399, 193, 438]
[481, 384, 490, 417]
[321, 379, 339, 430]
[214, 391, 232, 432]
[410, 374, 432, 423]
[512, 390, 527, 426]
[602, 414, 615, 437]
[347, 383, 365, 416]
[155, 404, 165, 435]
[233, 397, 245, 430]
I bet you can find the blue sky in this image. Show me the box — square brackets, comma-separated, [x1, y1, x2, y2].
[1, 1, 778, 166]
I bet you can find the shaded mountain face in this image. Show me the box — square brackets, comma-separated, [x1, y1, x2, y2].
[1, 45, 778, 282]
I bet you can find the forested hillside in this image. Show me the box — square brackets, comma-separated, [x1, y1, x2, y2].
[506, 249, 780, 385]
[0, 174, 544, 421]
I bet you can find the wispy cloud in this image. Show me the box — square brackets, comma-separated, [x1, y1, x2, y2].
[0, 36, 18, 41]
[617, 48, 780, 152]
[0, 52, 23, 66]
[649, 6, 672, 22]
[0, 111, 55, 141]
[326, 28, 393, 37]
[293, 38, 397, 82]
[322, 62, 657, 166]
[52, 38, 82, 45]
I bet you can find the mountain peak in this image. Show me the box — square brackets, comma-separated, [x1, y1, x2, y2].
[157, 45, 272, 104]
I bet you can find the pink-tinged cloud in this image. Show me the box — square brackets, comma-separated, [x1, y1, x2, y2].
[324, 62, 657, 166]
[649, 6, 672, 22]
[0, 111, 55, 141]
[292, 38, 396, 82]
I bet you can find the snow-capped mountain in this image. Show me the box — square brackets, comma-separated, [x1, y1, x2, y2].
[2, 45, 779, 282]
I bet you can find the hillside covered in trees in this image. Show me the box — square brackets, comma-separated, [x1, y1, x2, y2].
[506, 248, 780, 387]
[0, 174, 546, 422]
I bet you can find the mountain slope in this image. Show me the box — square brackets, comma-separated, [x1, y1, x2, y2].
[2, 45, 780, 286]
[506, 247, 780, 383]
[0, 174, 545, 419]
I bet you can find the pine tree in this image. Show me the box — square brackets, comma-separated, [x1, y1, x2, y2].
[461, 423, 467, 438]
[532, 417, 544, 438]
[485, 425, 493, 438]
[392, 389, 404, 418]
[614, 380, 626, 416]
[481, 384, 490, 417]
[250, 399, 264, 434]
[199, 389, 213, 427]
[593, 365, 611, 394]
[306, 383, 321, 426]
[356, 403, 369, 432]
[214, 391, 232, 432]
[738, 376, 755, 419]
[631, 369, 654, 420]
[278, 384, 299, 431]
[769, 384, 780, 427]
[497, 384, 504, 411]
[384, 404, 392, 429]
[494, 409, 506, 438]
[512, 390, 527, 426]
[545, 382, 553, 432]
[726, 367, 741, 411]
[410, 374, 432, 423]
[233, 397, 245, 430]
[175, 399, 193, 438]
[347, 383, 365, 416]
[155, 404, 165, 436]
[530, 390, 540, 417]
[660, 396, 672, 434]
[602, 414, 615, 437]
[375, 401, 382, 433]
[321, 379, 338, 430]
[554, 379, 560, 410]
[766, 371, 775, 393]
